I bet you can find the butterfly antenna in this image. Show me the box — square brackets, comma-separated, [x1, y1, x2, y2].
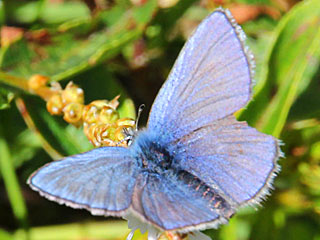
[135, 104, 145, 131]
[126, 230, 135, 240]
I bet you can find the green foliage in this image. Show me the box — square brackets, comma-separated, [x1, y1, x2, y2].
[0, 0, 320, 240]
[0, 88, 14, 109]
[240, 0, 320, 138]
[13, 221, 129, 240]
[0, 127, 28, 230]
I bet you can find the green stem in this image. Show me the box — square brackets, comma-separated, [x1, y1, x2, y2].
[0, 71, 29, 92]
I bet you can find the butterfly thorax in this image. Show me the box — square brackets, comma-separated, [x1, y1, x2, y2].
[132, 129, 173, 174]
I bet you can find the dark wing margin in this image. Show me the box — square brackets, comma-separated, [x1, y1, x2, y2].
[147, 8, 255, 142]
[28, 147, 138, 216]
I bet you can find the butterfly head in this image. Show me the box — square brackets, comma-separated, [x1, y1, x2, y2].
[118, 104, 146, 146]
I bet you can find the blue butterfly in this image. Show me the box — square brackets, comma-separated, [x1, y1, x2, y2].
[28, 8, 281, 237]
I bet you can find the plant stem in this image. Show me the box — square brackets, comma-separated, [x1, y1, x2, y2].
[0, 71, 29, 92]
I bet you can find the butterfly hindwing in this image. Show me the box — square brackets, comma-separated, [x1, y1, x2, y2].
[131, 172, 234, 231]
[28, 147, 138, 216]
[171, 115, 280, 206]
[148, 9, 254, 141]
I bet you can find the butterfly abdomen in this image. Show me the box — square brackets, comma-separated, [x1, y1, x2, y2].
[177, 170, 234, 217]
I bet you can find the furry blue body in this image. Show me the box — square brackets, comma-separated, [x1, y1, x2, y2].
[132, 129, 174, 174]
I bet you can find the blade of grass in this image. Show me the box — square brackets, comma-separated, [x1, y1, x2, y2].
[257, 0, 320, 137]
[239, 0, 320, 137]
[238, 0, 320, 128]
[0, 126, 29, 232]
[260, 29, 320, 137]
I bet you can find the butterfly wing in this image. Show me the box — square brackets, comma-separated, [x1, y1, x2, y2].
[131, 172, 234, 232]
[148, 9, 254, 141]
[28, 147, 138, 216]
[171, 115, 281, 206]
[146, 9, 280, 210]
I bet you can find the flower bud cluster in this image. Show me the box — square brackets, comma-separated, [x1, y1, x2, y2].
[28, 74, 135, 147]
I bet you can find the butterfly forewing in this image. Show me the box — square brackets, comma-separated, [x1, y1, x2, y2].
[28, 147, 138, 216]
[147, 9, 254, 141]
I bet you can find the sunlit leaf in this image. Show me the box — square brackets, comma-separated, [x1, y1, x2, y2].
[11, 129, 41, 167]
[133, 0, 157, 24]
[4, 1, 90, 24]
[240, 0, 320, 137]
[0, 2, 160, 93]
[0, 229, 13, 240]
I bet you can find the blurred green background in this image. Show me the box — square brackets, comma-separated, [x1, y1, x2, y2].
[0, 0, 320, 239]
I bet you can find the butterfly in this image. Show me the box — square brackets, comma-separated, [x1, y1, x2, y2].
[28, 7, 281, 238]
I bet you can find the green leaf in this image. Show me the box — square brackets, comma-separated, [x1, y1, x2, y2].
[75, 65, 136, 119]
[132, 0, 158, 25]
[0, 127, 29, 230]
[2, 29, 140, 82]
[57, 17, 93, 35]
[119, 98, 136, 119]
[100, 5, 126, 26]
[219, 217, 251, 240]
[0, 88, 14, 110]
[3, 1, 41, 24]
[288, 70, 320, 121]
[240, 0, 320, 137]
[20, 95, 92, 157]
[39, 1, 90, 25]
[0, 103, 43, 174]
[11, 129, 41, 168]
[0, 0, 5, 25]
[0, 18, 144, 93]
[4, 1, 90, 25]
[15, 98, 64, 160]
[0, 38, 32, 70]
[0, 1, 160, 94]
[0, 229, 13, 240]
[40, 110, 91, 155]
